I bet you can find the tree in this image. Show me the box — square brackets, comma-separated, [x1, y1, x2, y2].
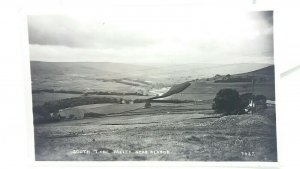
[212, 88, 241, 115]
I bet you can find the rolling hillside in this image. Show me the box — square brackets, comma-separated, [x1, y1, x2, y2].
[30, 61, 154, 78]
[30, 61, 271, 81]
[238, 65, 275, 77]
[30, 61, 275, 101]
[169, 65, 276, 101]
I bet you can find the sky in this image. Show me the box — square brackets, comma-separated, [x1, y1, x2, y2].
[27, 6, 273, 64]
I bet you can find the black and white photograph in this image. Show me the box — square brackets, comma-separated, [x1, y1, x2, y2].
[28, 10, 277, 161]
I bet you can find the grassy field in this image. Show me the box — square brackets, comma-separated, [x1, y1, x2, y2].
[170, 81, 275, 101]
[34, 103, 277, 161]
[31, 62, 277, 161]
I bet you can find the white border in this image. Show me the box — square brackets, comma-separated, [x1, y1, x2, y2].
[25, 0, 278, 168]
[6, 0, 300, 168]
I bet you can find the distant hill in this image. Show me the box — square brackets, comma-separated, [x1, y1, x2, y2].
[145, 63, 271, 77]
[30, 61, 154, 78]
[30, 61, 273, 83]
[204, 65, 275, 82]
[237, 65, 275, 77]
[30, 61, 276, 100]
[169, 65, 276, 100]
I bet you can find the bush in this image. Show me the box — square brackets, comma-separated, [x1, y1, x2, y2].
[254, 94, 267, 110]
[254, 95, 267, 105]
[212, 89, 241, 115]
[239, 93, 253, 109]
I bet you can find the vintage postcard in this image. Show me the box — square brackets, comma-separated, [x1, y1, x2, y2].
[28, 9, 277, 161]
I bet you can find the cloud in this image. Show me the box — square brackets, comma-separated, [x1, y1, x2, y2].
[28, 11, 274, 64]
[28, 15, 156, 49]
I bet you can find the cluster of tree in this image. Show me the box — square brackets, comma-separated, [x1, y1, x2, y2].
[97, 78, 151, 86]
[84, 112, 105, 118]
[214, 77, 252, 83]
[85, 91, 145, 96]
[212, 88, 267, 115]
[32, 89, 145, 96]
[32, 89, 82, 94]
[113, 79, 141, 86]
[133, 99, 193, 104]
[117, 78, 151, 85]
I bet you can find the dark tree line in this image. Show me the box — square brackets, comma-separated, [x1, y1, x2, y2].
[212, 88, 267, 115]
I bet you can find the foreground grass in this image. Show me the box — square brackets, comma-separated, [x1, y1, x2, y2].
[34, 103, 276, 161]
